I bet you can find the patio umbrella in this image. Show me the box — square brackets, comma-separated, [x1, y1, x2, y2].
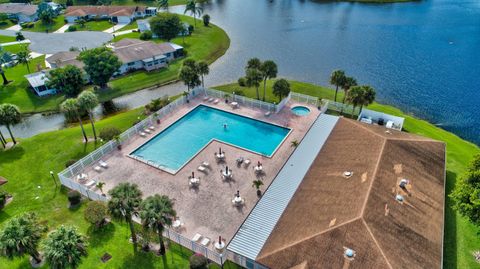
[219, 147, 222, 154]
[236, 190, 240, 197]
[0, 176, 7, 186]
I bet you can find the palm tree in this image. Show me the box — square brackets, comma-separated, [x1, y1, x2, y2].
[0, 213, 44, 265]
[358, 85, 376, 114]
[329, 70, 346, 102]
[108, 183, 143, 252]
[184, 0, 203, 27]
[245, 68, 263, 100]
[0, 104, 21, 145]
[61, 99, 88, 143]
[0, 47, 12, 85]
[345, 85, 364, 117]
[272, 78, 290, 102]
[157, 0, 169, 11]
[197, 61, 209, 88]
[252, 179, 264, 196]
[16, 47, 32, 73]
[139, 195, 176, 255]
[43, 225, 87, 269]
[341, 76, 357, 104]
[260, 60, 278, 101]
[0, 129, 7, 148]
[246, 58, 261, 70]
[77, 90, 99, 141]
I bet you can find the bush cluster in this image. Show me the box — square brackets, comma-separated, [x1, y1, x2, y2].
[238, 77, 246, 86]
[67, 190, 82, 206]
[99, 127, 121, 141]
[67, 25, 77, 32]
[145, 97, 170, 113]
[0, 190, 8, 208]
[189, 254, 208, 269]
[20, 22, 34, 28]
[139, 30, 152, 40]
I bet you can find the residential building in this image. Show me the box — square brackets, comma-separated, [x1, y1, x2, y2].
[64, 6, 157, 24]
[24, 71, 57, 97]
[110, 38, 183, 75]
[45, 51, 84, 69]
[0, 3, 38, 23]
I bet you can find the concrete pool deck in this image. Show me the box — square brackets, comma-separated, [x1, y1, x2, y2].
[77, 96, 320, 250]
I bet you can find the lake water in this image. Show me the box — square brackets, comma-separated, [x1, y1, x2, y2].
[173, 0, 480, 144]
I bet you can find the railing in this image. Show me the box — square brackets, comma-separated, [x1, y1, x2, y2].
[275, 92, 291, 113]
[290, 92, 319, 107]
[201, 88, 277, 112]
[324, 99, 359, 117]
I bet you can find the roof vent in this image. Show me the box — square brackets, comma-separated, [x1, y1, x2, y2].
[343, 171, 353, 178]
[344, 247, 356, 260]
[395, 194, 404, 203]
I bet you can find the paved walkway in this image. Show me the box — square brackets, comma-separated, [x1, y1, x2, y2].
[103, 23, 128, 33]
[113, 29, 134, 36]
[54, 23, 72, 33]
[30, 51, 44, 59]
[0, 40, 30, 46]
[5, 24, 21, 31]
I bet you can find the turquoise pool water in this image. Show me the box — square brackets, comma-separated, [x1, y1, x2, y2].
[130, 105, 290, 173]
[291, 106, 311, 116]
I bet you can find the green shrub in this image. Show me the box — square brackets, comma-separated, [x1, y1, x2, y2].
[0, 190, 8, 207]
[67, 25, 77, 32]
[65, 159, 78, 168]
[67, 190, 82, 206]
[238, 77, 246, 87]
[189, 254, 208, 269]
[188, 24, 194, 34]
[20, 22, 34, 29]
[99, 127, 121, 141]
[139, 30, 152, 40]
[84, 201, 108, 227]
[145, 96, 170, 113]
[234, 90, 245, 96]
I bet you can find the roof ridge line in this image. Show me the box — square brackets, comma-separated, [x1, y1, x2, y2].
[257, 217, 362, 261]
[361, 218, 394, 269]
[359, 135, 387, 216]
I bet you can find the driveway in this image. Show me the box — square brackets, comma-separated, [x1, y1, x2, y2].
[0, 30, 112, 54]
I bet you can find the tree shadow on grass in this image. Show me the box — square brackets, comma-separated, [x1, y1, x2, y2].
[0, 145, 25, 163]
[443, 170, 458, 269]
[87, 222, 116, 248]
[119, 251, 156, 269]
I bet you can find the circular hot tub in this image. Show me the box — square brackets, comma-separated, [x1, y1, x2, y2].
[291, 106, 311, 116]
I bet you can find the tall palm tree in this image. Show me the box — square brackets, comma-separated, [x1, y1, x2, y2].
[0, 213, 44, 264]
[260, 60, 278, 101]
[246, 58, 261, 70]
[0, 104, 21, 145]
[245, 68, 263, 100]
[108, 183, 143, 252]
[16, 47, 32, 73]
[358, 85, 376, 114]
[61, 99, 88, 143]
[43, 225, 87, 269]
[197, 61, 209, 88]
[139, 195, 176, 255]
[157, 0, 169, 11]
[0, 47, 12, 85]
[77, 90, 99, 141]
[341, 76, 357, 104]
[329, 70, 346, 102]
[345, 85, 364, 117]
[0, 130, 6, 148]
[184, 0, 203, 27]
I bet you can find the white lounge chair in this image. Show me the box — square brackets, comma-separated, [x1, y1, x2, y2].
[99, 161, 108, 168]
[264, 111, 271, 117]
[139, 132, 147, 137]
[85, 179, 96, 188]
[202, 161, 210, 167]
[192, 233, 202, 242]
[244, 159, 251, 167]
[208, 97, 214, 102]
[201, 237, 210, 246]
[197, 166, 207, 172]
[213, 99, 219, 104]
[144, 129, 151, 134]
[94, 166, 102, 172]
[149, 126, 155, 131]
[203, 96, 209, 101]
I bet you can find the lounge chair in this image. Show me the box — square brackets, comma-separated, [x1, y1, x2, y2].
[208, 97, 214, 102]
[236, 157, 244, 164]
[148, 126, 155, 131]
[203, 96, 209, 101]
[213, 99, 219, 104]
[202, 161, 210, 167]
[94, 166, 102, 172]
[85, 179, 96, 188]
[139, 132, 147, 137]
[197, 165, 207, 172]
[201, 237, 210, 246]
[192, 233, 202, 242]
[144, 129, 151, 134]
[264, 111, 271, 117]
[99, 161, 108, 168]
[244, 159, 251, 167]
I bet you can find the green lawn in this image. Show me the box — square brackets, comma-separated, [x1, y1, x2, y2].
[77, 20, 114, 32]
[2, 43, 29, 55]
[115, 21, 138, 32]
[214, 80, 480, 269]
[0, 56, 66, 114]
[0, 35, 16, 44]
[23, 15, 66, 33]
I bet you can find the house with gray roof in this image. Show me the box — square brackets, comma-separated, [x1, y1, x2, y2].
[0, 3, 38, 22]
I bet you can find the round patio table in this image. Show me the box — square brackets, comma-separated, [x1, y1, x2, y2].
[215, 241, 225, 251]
[222, 170, 232, 178]
[190, 177, 200, 185]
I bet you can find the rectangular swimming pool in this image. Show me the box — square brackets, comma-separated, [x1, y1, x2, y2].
[130, 105, 290, 173]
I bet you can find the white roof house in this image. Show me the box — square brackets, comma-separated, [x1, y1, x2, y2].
[24, 71, 57, 97]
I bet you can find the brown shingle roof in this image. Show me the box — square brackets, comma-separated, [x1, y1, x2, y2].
[111, 39, 175, 63]
[64, 5, 142, 17]
[257, 118, 445, 269]
[0, 3, 37, 16]
[46, 51, 84, 69]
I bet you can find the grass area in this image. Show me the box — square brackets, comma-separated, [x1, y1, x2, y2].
[96, 15, 229, 103]
[0, 20, 15, 30]
[23, 15, 66, 33]
[0, 35, 16, 43]
[78, 20, 114, 32]
[0, 107, 239, 269]
[2, 43, 29, 55]
[214, 80, 480, 269]
[115, 21, 138, 32]
[0, 56, 66, 114]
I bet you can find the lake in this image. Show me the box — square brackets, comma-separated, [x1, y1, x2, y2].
[172, 0, 480, 144]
